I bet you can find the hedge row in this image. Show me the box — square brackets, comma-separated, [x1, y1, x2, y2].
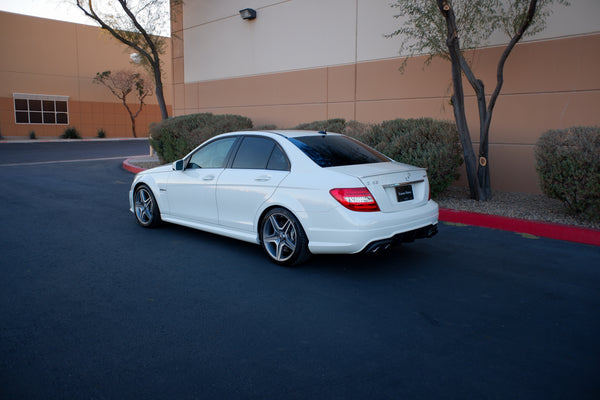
[535, 126, 600, 221]
[149, 115, 463, 197]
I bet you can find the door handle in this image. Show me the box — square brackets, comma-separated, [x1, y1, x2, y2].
[255, 175, 271, 182]
[202, 175, 215, 181]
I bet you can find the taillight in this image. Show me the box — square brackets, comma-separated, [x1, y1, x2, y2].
[329, 188, 380, 212]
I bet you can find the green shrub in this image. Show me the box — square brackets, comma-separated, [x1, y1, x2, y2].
[343, 120, 372, 139]
[535, 126, 600, 221]
[253, 124, 278, 131]
[29, 130, 37, 140]
[346, 118, 463, 197]
[97, 128, 106, 138]
[61, 127, 81, 139]
[149, 113, 253, 163]
[291, 118, 346, 134]
[288, 118, 371, 137]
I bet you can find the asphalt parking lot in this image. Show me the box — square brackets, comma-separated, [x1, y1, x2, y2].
[1, 141, 599, 399]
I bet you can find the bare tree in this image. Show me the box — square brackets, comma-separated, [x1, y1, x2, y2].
[389, 0, 568, 200]
[76, 0, 179, 120]
[94, 70, 154, 137]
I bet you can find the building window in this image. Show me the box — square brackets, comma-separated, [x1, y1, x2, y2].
[13, 93, 69, 125]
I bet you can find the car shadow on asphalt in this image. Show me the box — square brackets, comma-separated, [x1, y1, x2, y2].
[156, 221, 434, 274]
[305, 244, 433, 272]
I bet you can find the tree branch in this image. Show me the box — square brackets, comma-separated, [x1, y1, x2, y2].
[116, 0, 161, 65]
[77, 0, 150, 57]
[485, 0, 538, 133]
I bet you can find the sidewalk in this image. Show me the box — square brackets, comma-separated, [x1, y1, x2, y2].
[123, 156, 600, 247]
[0, 137, 150, 144]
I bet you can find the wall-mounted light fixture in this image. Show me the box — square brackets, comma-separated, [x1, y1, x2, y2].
[239, 8, 257, 20]
[130, 53, 142, 64]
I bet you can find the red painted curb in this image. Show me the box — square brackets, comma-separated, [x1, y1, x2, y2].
[439, 208, 600, 246]
[122, 158, 145, 174]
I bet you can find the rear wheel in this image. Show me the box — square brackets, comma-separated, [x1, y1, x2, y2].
[260, 208, 310, 266]
[133, 184, 161, 228]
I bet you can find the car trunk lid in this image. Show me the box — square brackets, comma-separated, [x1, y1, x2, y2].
[329, 162, 430, 212]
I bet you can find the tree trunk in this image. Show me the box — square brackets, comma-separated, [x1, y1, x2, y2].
[453, 94, 481, 200]
[122, 99, 137, 138]
[477, 145, 491, 200]
[438, 0, 483, 200]
[151, 47, 169, 120]
[478, 108, 492, 200]
[155, 81, 168, 121]
[130, 114, 137, 138]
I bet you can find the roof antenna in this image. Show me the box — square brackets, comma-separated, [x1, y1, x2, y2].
[318, 130, 327, 135]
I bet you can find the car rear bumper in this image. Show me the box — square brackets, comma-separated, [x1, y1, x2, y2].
[303, 200, 439, 254]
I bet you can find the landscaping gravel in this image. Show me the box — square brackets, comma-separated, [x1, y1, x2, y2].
[436, 186, 599, 230]
[131, 161, 162, 170]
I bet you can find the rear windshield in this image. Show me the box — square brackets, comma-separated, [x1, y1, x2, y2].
[288, 135, 389, 167]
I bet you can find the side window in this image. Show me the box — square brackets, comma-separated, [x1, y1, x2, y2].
[187, 137, 237, 169]
[232, 137, 276, 169]
[267, 145, 290, 171]
[14, 94, 69, 125]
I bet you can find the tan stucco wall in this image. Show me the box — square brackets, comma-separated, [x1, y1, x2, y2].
[172, 35, 599, 193]
[179, 0, 600, 82]
[0, 11, 172, 138]
[171, 1, 600, 194]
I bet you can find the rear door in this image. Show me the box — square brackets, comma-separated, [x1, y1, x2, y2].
[216, 136, 290, 232]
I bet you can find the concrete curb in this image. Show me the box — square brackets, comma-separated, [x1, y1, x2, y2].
[123, 157, 600, 247]
[122, 156, 149, 174]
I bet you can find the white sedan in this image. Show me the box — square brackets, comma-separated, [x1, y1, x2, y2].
[129, 130, 438, 266]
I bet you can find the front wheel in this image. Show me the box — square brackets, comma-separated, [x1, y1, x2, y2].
[260, 208, 310, 266]
[133, 184, 161, 228]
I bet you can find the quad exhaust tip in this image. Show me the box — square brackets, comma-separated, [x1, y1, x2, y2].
[363, 224, 438, 254]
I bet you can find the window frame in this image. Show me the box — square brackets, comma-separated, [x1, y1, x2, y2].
[13, 93, 69, 125]
[185, 136, 239, 170]
[230, 135, 291, 171]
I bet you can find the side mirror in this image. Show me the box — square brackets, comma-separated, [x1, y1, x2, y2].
[173, 160, 184, 171]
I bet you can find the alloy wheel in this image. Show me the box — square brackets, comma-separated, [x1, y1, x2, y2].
[262, 212, 298, 263]
[134, 186, 156, 226]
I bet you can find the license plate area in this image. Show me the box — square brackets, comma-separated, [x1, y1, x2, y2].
[395, 185, 414, 202]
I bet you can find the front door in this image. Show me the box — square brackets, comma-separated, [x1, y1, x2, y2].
[166, 137, 238, 225]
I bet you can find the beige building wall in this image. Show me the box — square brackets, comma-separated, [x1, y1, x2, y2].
[0, 11, 172, 139]
[172, 1, 600, 194]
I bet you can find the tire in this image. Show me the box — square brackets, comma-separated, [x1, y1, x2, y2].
[260, 207, 310, 266]
[133, 184, 161, 228]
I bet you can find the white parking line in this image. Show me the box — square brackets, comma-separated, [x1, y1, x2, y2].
[0, 156, 140, 167]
